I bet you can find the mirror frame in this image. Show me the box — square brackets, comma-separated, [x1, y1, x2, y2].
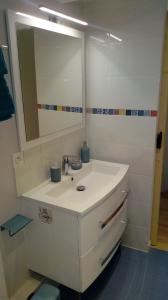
[6, 9, 85, 151]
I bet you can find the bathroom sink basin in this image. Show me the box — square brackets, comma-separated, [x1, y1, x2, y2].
[22, 160, 129, 215]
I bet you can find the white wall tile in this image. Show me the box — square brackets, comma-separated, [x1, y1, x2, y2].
[89, 143, 155, 177]
[15, 146, 45, 196]
[87, 114, 156, 148]
[0, 117, 29, 298]
[0, 2, 85, 296]
[86, 37, 163, 77]
[122, 224, 150, 252]
[15, 129, 85, 196]
[84, 0, 166, 251]
[84, 0, 166, 40]
[0, 232, 29, 297]
[41, 128, 85, 178]
[0, 251, 8, 300]
[86, 72, 160, 110]
[127, 174, 153, 228]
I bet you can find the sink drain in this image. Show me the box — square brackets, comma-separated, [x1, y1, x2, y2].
[76, 185, 86, 191]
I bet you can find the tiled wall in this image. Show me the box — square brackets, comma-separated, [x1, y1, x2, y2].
[0, 10, 27, 298]
[15, 129, 85, 196]
[0, 1, 85, 298]
[0, 2, 167, 299]
[0, 251, 8, 300]
[84, 0, 166, 251]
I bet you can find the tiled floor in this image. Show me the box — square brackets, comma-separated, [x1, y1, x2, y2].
[11, 246, 168, 300]
[60, 246, 168, 300]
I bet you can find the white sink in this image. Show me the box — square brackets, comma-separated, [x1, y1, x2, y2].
[22, 159, 129, 215]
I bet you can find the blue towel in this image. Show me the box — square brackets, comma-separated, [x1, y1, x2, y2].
[0, 48, 15, 121]
[0, 48, 7, 76]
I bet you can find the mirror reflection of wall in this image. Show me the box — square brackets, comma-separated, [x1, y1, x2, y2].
[16, 24, 83, 141]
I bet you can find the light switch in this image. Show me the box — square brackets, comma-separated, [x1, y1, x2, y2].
[12, 152, 24, 168]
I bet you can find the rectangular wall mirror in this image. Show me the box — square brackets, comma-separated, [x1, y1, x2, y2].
[7, 10, 85, 150]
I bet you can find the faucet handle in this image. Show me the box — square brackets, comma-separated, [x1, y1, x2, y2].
[63, 155, 69, 162]
[63, 155, 79, 163]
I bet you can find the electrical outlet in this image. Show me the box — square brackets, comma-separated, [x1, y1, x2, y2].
[39, 207, 52, 224]
[12, 152, 24, 168]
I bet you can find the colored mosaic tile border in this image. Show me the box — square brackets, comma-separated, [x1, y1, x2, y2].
[38, 104, 157, 117]
[86, 108, 157, 117]
[38, 104, 83, 113]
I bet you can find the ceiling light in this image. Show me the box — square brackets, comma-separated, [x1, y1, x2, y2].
[39, 6, 88, 26]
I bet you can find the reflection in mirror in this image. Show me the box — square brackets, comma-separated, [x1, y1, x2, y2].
[16, 24, 83, 141]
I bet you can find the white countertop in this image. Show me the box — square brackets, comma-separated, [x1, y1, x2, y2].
[22, 159, 129, 215]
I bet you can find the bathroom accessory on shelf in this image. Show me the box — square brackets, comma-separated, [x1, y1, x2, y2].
[0, 214, 32, 237]
[81, 141, 90, 163]
[50, 166, 61, 183]
[70, 158, 82, 170]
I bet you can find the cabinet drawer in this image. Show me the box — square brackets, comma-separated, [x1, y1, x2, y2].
[80, 200, 127, 292]
[79, 177, 128, 255]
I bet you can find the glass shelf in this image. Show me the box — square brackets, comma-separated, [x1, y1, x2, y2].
[0, 214, 32, 237]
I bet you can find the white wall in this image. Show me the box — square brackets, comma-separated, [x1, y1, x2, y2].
[0, 9, 23, 298]
[0, 251, 8, 300]
[0, 1, 85, 297]
[14, 129, 85, 196]
[84, 0, 166, 250]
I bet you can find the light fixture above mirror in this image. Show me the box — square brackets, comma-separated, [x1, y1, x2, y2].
[39, 6, 88, 26]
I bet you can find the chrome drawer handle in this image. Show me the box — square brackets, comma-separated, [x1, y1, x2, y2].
[121, 219, 128, 225]
[100, 238, 121, 267]
[100, 195, 128, 230]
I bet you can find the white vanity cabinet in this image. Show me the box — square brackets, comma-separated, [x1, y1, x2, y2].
[22, 175, 128, 293]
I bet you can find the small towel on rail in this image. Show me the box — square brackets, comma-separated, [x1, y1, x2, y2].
[0, 48, 14, 121]
[0, 47, 7, 76]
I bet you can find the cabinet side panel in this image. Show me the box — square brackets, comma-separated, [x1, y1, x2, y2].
[22, 199, 80, 291]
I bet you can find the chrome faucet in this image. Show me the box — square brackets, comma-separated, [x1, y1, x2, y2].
[62, 155, 80, 175]
[62, 155, 69, 175]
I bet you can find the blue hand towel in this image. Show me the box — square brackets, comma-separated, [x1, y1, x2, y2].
[0, 48, 15, 121]
[0, 48, 7, 76]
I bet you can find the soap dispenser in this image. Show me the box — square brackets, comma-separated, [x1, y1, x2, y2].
[81, 141, 90, 163]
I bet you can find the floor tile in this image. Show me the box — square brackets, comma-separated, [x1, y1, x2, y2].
[15, 246, 168, 300]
